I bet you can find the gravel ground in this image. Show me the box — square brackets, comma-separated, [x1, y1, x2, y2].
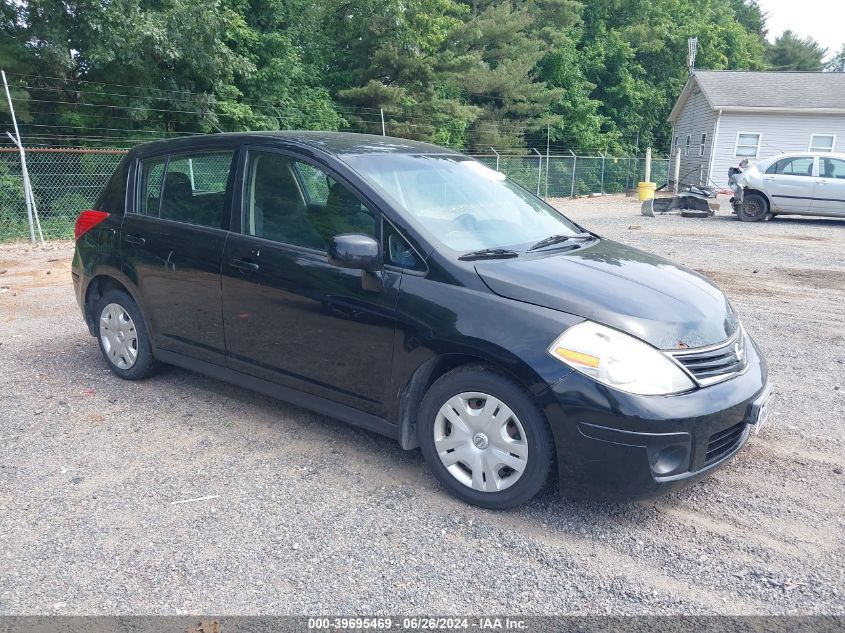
[0, 196, 843, 616]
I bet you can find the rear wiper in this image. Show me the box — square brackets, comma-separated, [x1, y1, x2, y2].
[458, 248, 519, 261]
[528, 232, 594, 252]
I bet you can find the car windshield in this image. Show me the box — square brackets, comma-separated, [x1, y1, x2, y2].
[343, 154, 582, 252]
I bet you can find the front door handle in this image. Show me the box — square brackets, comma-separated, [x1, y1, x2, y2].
[229, 258, 260, 272]
[816, 179, 827, 185]
[124, 234, 145, 245]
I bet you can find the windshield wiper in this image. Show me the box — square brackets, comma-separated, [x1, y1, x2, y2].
[527, 232, 594, 252]
[458, 248, 519, 261]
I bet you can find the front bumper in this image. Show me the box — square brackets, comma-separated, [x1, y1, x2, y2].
[537, 334, 769, 500]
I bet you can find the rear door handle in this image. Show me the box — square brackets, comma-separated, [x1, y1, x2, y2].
[229, 258, 260, 272]
[124, 234, 145, 245]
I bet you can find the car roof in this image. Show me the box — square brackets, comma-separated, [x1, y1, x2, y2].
[762, 151, 845, 161]
[129, 131, 463, 158]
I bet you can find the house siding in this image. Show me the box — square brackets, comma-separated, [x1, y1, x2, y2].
[670, 88, 717, 186]
[710, 112, 845, 186]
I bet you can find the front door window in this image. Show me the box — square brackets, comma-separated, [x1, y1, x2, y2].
[243, 152, 376, 249]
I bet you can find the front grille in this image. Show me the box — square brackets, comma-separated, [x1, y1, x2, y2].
[669, 330, 747, 386]
[705, 422, 747, 465]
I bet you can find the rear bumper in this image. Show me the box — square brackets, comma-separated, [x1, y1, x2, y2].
[538, 334, 769, 501]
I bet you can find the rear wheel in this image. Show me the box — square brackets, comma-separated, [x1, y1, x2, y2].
[418, 364, 554, 509]
[95, 289, 156, 380]
[738, 193, 768, 222]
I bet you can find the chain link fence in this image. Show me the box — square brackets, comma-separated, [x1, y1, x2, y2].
[0, 147, 669, 242]
[470, 154, 670, 198]
[1, 148, 127, 241]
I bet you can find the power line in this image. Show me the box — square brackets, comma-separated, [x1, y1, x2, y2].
[3, 74, 656, 153]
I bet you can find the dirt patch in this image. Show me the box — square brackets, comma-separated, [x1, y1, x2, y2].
[777, 267, 845, 292]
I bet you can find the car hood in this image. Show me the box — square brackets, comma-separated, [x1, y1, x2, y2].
[475, 239, 739, 350]
[733, 163, 763, 190]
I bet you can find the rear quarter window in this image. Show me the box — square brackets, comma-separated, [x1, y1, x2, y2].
[94, 155, 131, 214]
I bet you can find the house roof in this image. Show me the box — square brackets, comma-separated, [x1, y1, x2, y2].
[668, 71, 845, 122]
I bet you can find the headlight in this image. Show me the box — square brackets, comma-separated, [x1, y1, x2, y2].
[548, 321, 695, 395]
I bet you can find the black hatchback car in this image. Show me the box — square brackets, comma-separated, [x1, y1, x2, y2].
[72, 132, 771, 508]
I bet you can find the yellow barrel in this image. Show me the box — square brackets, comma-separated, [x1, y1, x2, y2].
[638, 182, 656, 201]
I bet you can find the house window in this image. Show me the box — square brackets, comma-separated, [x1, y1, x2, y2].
[685, 135, 691, 156]
[735, 133, 761, 158]
[809, 134, 835, 152]
[699, 133, 707, 157]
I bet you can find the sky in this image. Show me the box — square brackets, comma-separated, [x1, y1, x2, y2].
[757, 0, 845, 59]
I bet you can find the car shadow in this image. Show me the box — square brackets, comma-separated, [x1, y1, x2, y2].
[145, 362, 693, 525]
[710, 213, 845, 227]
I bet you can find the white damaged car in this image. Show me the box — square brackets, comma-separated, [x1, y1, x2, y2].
[729, 152, 845, 221]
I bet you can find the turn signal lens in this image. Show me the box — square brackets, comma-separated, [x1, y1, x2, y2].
[553, 347, 600, 368]
[74, 210, 109, 241]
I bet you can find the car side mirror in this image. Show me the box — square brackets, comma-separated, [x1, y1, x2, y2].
[328, 234, 380, 271]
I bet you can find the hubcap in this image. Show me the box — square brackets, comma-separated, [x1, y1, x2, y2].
[472, 432, 489, 449]
[99, 303, 139, 370]
[433, 392, 528, 492]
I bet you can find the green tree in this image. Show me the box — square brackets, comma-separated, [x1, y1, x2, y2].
[216, 0, 341, 131]
[577, 0, 766, 153]
[0, 2, 35, 124]
[765, 30, 827, 71]
[827, 45, 845, 72]
[3, 0, 339, 143]
[1, 0, 771, 156]
[318, 0, 480, 146]
[448, 0, 581, 149]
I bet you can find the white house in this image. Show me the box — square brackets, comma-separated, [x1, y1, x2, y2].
[667, 71, 845, 187]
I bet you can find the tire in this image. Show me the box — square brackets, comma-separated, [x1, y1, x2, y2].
[738, 192, 768, 222]
[418, 364, 555, 509]
[94, 289, 156, 380]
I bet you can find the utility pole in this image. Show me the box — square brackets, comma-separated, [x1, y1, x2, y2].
[532, 148, 542, 196]
[673, 148, 682, 195]
[599, 151, 606, 194]
[545, 124, 550, 198]
[2, 70, 43, 245]
[380, 108, 386, 136]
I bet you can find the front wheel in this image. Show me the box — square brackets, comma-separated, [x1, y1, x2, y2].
[738, 192, 768, 222]
[418, 364, 555, 509]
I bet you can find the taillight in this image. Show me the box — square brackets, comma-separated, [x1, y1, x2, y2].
[74, 210, 110, 241]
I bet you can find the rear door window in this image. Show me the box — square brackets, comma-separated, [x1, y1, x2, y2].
[137, 151, 234, 228]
